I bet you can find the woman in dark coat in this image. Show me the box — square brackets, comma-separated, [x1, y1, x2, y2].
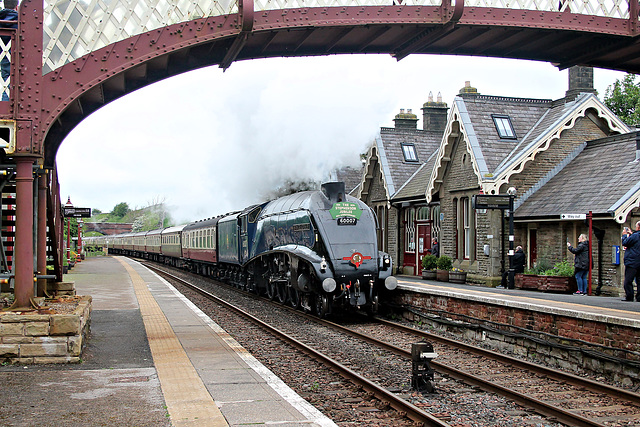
[567, 234, 589, 295]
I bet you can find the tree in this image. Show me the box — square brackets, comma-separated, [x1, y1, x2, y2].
[112, 202, 130, 218]
[604, 73, 640, 125]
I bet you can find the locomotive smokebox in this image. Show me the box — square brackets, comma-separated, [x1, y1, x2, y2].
[411, 341, 438, 393]
[321, 182, 346, 204]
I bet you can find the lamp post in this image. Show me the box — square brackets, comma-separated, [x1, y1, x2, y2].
[65, 196, 73, 265]
[77, 219, 83, 261]
[507, 187, 517, 289]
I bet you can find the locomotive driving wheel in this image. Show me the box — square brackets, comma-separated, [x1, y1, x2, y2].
[315, 294, 330, 318]
[276, 282, 288, 304]
[288, 287, 300, 309]
[266, 280, 277, 300]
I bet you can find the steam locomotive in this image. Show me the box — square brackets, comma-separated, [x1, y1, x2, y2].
[85, 182, 397, 317]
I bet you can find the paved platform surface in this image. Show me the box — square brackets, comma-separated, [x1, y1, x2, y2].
[397, 275, 640, 328]
[0, 256, 336, 427]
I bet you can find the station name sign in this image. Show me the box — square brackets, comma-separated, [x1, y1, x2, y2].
[472, 194, 512, 210]
[64, 207, 92, 218]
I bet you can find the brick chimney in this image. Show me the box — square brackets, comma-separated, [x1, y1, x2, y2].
[458, 81, 479, 98]
[422, 91, 448, 132]
[393, 108, 418, 129]
[565, 66, 597, 101]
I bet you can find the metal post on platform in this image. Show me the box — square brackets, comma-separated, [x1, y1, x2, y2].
[587, 211, 593, 295]
[507, 187, 517, 289]
[12, 157, 35, 309]
[36, 170, 47, 297]
[65, 196, 72, 265]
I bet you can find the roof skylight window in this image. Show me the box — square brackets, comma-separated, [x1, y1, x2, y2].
[492, 115, 516, 139]
[401, 144, 418, 162]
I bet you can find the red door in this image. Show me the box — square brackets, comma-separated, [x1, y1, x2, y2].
[417, 223, 431, 274]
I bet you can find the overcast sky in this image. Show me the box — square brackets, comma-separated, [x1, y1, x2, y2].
[56, 54, 626, 224]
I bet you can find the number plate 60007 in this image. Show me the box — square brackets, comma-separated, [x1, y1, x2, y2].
[337, 217, 357, 226]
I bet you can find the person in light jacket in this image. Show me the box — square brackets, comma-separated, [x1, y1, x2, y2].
[567, 234, 589, 295]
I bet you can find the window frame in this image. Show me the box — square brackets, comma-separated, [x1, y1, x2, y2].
[401, 143, 419, 162]
[492, 115, 516, 139]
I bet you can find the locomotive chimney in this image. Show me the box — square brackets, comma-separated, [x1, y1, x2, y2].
[321, 182, 346, 204]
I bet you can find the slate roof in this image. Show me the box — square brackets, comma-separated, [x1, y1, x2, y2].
[515, 132, 640, 218]
[377, 127, 443, 198]
[457, 94, 554, 175]
[392, 151, 439, 202]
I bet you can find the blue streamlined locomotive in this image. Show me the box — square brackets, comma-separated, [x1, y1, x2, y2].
[87, 182, 397, 317]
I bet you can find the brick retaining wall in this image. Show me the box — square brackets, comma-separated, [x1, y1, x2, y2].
[0, 296, 91, 364]
[394, 289, 640, 385]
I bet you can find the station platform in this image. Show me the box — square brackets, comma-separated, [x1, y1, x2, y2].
[396, 275, 640, 326]
[0, 256, 336, 427]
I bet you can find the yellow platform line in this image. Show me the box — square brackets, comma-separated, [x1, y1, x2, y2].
[117, 257, 228, 427]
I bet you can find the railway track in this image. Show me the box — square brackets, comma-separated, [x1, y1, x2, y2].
[143, 261, 640, 426]
[143, 261, 451, 427]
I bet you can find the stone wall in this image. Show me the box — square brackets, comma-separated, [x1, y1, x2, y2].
[0, 295, 91, 364]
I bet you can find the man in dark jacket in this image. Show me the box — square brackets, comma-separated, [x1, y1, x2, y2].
[0, 0, 18, 102]
[429, 238, 439, 258]
[622, 221, 640, 301]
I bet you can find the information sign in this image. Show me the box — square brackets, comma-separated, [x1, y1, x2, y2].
[64, 207, 92, 218]
[472, 195, 511, 210]
[560, 213, 586, 220]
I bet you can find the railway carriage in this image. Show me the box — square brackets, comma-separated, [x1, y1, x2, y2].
[182, 217, 220, 276]
[161, 225, 185, 266]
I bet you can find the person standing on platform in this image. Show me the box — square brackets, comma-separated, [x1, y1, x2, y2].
[429, 238, 439, 258]
[622, 221, 640, 301]
[0, 0, 18, 102]
[568, 234, 590, 295]
[499, 245, 525, 288]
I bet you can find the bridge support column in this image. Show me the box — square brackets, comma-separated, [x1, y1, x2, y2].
[11, 157, 35, 309]
[37, 171, 47, 298]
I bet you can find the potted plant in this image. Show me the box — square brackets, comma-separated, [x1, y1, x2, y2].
[539, 260, 576, 293]
[436, 255, 452, 281]
[449, 267, 467, 284]
[421, 254, 438, 280]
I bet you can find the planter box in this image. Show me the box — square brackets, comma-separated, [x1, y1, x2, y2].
[515, 274, 542, 290]
[539, 276, 577, 293]
[449, 271, 467, 284]
[422, 270, 437, 280]
[436, 269, 449, 282]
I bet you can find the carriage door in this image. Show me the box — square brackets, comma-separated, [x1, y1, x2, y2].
[417, 223, 431, 275]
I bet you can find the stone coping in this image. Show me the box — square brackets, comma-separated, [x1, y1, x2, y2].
[0, 295, 92, 364]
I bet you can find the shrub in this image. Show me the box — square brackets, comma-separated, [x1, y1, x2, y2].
[421, 254, 438, 270]
[529, 259, 574, 276]
[436, 255, 453, 271]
